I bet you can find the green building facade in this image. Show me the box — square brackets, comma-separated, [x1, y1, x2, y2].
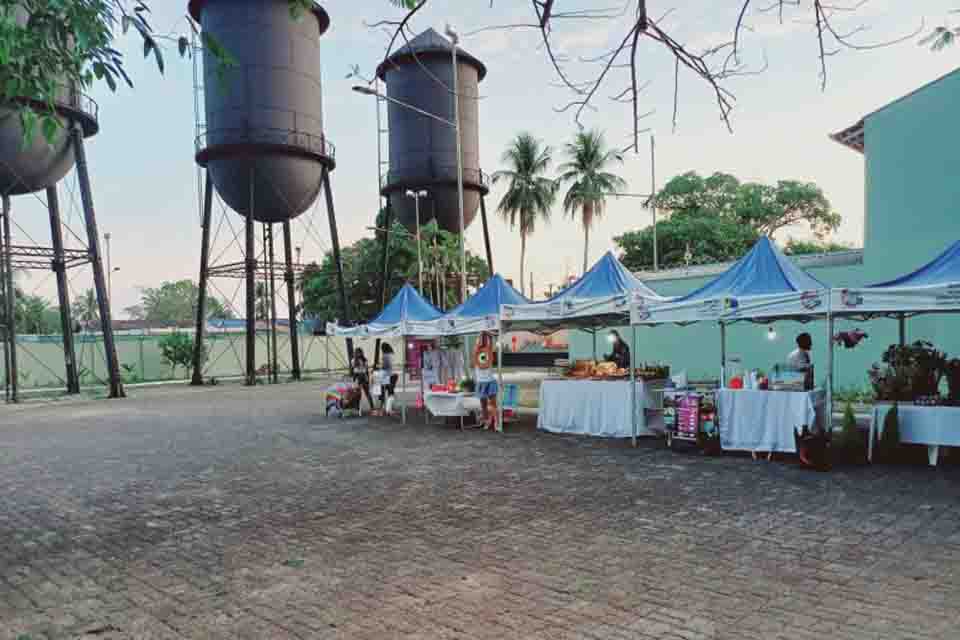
[570, 68, 960, 396]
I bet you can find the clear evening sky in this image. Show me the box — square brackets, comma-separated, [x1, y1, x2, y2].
[8, 1, 959, 315]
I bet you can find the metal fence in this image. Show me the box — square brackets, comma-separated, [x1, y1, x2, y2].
[1, 333, 397, 391]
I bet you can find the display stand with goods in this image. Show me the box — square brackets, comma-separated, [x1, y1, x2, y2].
[665, 390, 719, 453]
[946, 358, 960, 406]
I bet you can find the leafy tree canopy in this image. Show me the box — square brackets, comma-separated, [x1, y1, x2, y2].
[125, 279, 231, 325]
[301, 214, 489, 327]
[618, 171, 844, 270]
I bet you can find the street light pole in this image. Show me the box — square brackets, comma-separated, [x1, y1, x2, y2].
[446, 24, 467, 304]
[104, 232, 112, 300]
[405, 190, 427, 293]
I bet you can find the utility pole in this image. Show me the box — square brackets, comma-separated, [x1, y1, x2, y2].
[650, 134, 658, 272]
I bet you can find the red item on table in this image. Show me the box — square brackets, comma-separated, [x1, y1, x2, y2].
[729, 376, 744, 389]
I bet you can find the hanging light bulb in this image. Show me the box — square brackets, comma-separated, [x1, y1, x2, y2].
[767, 326, 778, 341]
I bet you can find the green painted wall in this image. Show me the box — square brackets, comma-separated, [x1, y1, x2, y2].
[572, 69, 960, 395]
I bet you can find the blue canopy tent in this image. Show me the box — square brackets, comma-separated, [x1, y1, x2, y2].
[326, 282, 442, 338]
[499, 251, 668, 444]
[325, 283, 443, 423]
[631, 237, 835, 446]
[408, 273, 529, 337]
[831, 239, 960, 321]
[501, 250, 667, 334]
[829, 240, 960, 465]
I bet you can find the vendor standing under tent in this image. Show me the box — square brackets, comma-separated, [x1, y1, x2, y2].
[474, 332, 498, 431]
[787, 332, 814, 390]
[604, 330, 631, 369]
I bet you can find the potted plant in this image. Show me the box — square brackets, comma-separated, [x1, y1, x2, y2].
[794, 424, 831, 471]
[909, 341, 945, 401]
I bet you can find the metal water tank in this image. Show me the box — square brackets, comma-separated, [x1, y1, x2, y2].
[0, 8, 99, 196]
[189, 0, 334, 223]
[376, 28, 487, 233]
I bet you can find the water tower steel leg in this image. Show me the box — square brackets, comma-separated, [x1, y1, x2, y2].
[322, 166, 353, 363]
[245, 169, 257, 386]
[71, 125, 124, 398]
[373, 201, 394, 369]
[261, 224, 271, 382]
[1, 195, 17, 402]
[47, 186, 79, 394]
[192, 170, 214, 386]
[283, 221, 301, 380]
[0, 200, 8, 402]
[267, 224, 279, 384]
[479, 195, 494, 276]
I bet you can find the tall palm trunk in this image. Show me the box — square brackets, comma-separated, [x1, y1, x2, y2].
[519, 232, 527, 297]
[581, 201, 594, 273]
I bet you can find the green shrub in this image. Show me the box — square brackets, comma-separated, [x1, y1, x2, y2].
[158, 332, 205, 378]
[836, 402, 865, 463]
[876, 403, 901, 463]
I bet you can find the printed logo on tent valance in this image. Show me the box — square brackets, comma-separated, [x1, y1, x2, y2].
[801, 291, 824, 310]
[840, 289, 863, 308]
[699, 297, 738, 318]
[935, 284, 960, 304]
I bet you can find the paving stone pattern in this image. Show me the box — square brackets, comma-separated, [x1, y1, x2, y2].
[1, 383, 959, 639]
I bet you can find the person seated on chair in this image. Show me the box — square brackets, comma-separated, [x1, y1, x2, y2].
[474, 332, 498, 430]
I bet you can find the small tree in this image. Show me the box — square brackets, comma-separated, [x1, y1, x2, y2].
[877, 403, 901, 463]
[158, 332, 205, 379]
[837, 402, 865, 464]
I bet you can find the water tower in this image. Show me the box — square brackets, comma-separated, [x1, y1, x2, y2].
[366, 28, 494, 323]
[376, 28, 489, 235]
[0, 8, 123, 401]
[188, 0, 352, 385]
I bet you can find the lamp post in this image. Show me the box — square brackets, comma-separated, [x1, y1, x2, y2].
[405, 189, 428, 293]
[103, 232, 119, 301]
[445, 24, 467, 303]
[353, 39, 468, 304]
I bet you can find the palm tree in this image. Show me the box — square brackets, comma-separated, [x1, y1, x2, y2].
[492, 133, 557, 296]
[558, 129, 627, 273]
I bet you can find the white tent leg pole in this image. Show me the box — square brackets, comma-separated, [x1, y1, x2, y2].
[720, 322, 727, 387]
[592, 330, 597, 361]
[827, 314, 834, 434]
[497, 329, 504, 433]
[631, 324, 638, 448]
[401, 336, 407, 424]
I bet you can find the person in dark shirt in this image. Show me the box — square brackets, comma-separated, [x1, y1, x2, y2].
[604, 330, 631, 369]
[351, 348, 374, 411]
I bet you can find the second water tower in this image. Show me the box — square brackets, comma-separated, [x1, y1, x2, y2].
[376, 28, 488, 233]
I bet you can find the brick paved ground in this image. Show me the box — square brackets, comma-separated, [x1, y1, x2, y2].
[1, 382, 959, 639]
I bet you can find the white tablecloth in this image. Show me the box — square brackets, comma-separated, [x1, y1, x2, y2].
[869, 404, 960, 465]
[717, 389, 824, 453]
[538, 379, 660, 439]
[424, 392, 481, 417]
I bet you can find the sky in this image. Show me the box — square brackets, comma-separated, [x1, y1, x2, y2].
[7, 0, 960, 316]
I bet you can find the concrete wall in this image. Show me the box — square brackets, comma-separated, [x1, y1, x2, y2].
[572, 69, 960, 394]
